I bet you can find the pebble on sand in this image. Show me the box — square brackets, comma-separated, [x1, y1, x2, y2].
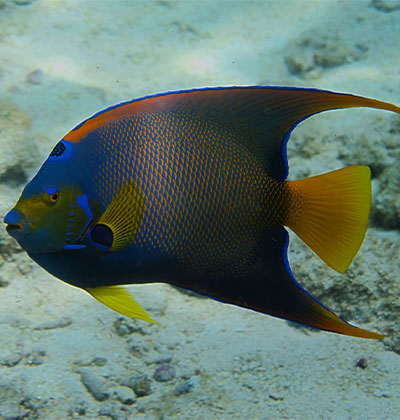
[112, 386, 136, 405]
[174, 376, 201, 396]
[130, 375, 152, 397]
[34, 316, 73, 330]
[80, 370, 110, 402]
[153, 363, 176, 382]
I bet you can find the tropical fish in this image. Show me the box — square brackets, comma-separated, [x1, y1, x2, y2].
[4, 87, 400, 339]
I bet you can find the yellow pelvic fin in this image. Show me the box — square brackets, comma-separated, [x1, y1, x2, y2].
[86, 286, 157, 324]
[97, 181, 145, 252]
[285, 165, 371, 273]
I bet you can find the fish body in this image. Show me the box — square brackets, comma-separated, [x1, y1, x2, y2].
[4, 86, 400, 337]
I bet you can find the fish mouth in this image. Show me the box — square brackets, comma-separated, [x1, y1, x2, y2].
[4, 208, 25, 237]
[6, 223, 23, 233]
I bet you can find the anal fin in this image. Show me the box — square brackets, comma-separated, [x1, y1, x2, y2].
[191, 227, 383, 339]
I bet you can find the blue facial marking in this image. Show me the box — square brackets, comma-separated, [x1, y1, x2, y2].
[46, 187, 58, 195]
[76, 194, 93, 227]
[61, 244, 86, 250]
[72, 194, 93, 243]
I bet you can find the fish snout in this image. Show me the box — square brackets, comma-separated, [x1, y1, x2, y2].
[4, 208, 25, 236]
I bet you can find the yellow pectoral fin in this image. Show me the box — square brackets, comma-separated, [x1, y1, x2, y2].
[95, 181, 145, 252]
[86, 286, 157, 324]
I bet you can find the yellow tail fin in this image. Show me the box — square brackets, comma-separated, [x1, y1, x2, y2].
[285, 166, 371, 273]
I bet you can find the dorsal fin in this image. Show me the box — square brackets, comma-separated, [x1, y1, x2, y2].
[64, 86, 400, 180]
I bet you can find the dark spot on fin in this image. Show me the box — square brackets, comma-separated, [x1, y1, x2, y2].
[90, 224, 113, 247]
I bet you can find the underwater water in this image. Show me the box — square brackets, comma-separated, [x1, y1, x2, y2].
[0, 0, 400, 419]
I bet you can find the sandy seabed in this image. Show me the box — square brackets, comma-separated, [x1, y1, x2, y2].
[0, 1, 399, 419]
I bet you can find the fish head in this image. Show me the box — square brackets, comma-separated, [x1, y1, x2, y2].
[4, 141, 92, 253]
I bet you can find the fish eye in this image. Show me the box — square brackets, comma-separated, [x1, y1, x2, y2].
[50, 191, 59, 203]
[45, 187, 60, 205]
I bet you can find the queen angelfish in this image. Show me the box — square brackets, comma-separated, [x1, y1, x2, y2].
[4, 86, 400, 338]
